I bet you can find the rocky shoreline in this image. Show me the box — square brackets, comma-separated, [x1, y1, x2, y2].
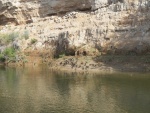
[50, 56, 150, 73]
[3, 54, 150, 73]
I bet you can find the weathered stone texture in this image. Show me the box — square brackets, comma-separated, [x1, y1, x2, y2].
[0, 0, 150, 55]
[0, 0, 94, 24]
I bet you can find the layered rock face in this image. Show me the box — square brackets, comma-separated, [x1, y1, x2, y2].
[0, 0, 96, 25]
[0, 0, 150, 56]
[0, 0, 125, 25]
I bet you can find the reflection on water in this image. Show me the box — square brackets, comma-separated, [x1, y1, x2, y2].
[0, 67, 150, 113]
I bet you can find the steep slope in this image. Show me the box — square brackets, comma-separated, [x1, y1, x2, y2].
[0, 0, 150, 57]
[0, 0, 97, 25]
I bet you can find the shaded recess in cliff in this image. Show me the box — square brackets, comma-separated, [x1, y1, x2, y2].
[54, 32, 69, 58]
[0, 0, 93, 25]
[54, 32, 76, 58]
[37, 0, 92, 17]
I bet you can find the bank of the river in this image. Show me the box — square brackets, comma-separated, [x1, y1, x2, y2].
[3, 54, 150, 73]
[49, 55, 150, 73]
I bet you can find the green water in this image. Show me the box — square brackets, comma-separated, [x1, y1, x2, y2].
[0, 67, 150, 113]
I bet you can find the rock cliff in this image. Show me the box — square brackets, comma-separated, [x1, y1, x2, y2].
[0, 0, 97, 25]
[0, 0, 150, 57]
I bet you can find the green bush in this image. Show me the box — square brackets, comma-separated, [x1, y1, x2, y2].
[9, 32, 19, 42]
[0, 32, 19, 45]
[0, 54, 5, 62]
[30, 38, 37, 44]
[0, 47, 16, 62]
[0, 33, 9, 44]
[23, 30, 29, 40]
[59, 53, 66, 58]
[3, 47, 16, 57]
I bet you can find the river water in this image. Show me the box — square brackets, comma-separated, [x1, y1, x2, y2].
[0, 67, 150, 113]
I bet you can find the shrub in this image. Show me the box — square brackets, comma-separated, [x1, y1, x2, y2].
[30, 38, 37, 44]
[9, 32, 19, 42]
[3, 47, 16, 57]
[23, 30, 29, 40]
[0, 54, 5, 62]
[0, 33, 9, 44]
[0, 32, 19, 45]
[59, 53, 66, 58]
[0, 47, 16, 62]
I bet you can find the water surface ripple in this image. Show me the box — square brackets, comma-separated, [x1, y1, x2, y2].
[0, 67, 150, 113]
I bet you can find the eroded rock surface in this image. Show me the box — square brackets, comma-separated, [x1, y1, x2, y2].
[0, 0, 150, 57]
[0, 0, 100, 25]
